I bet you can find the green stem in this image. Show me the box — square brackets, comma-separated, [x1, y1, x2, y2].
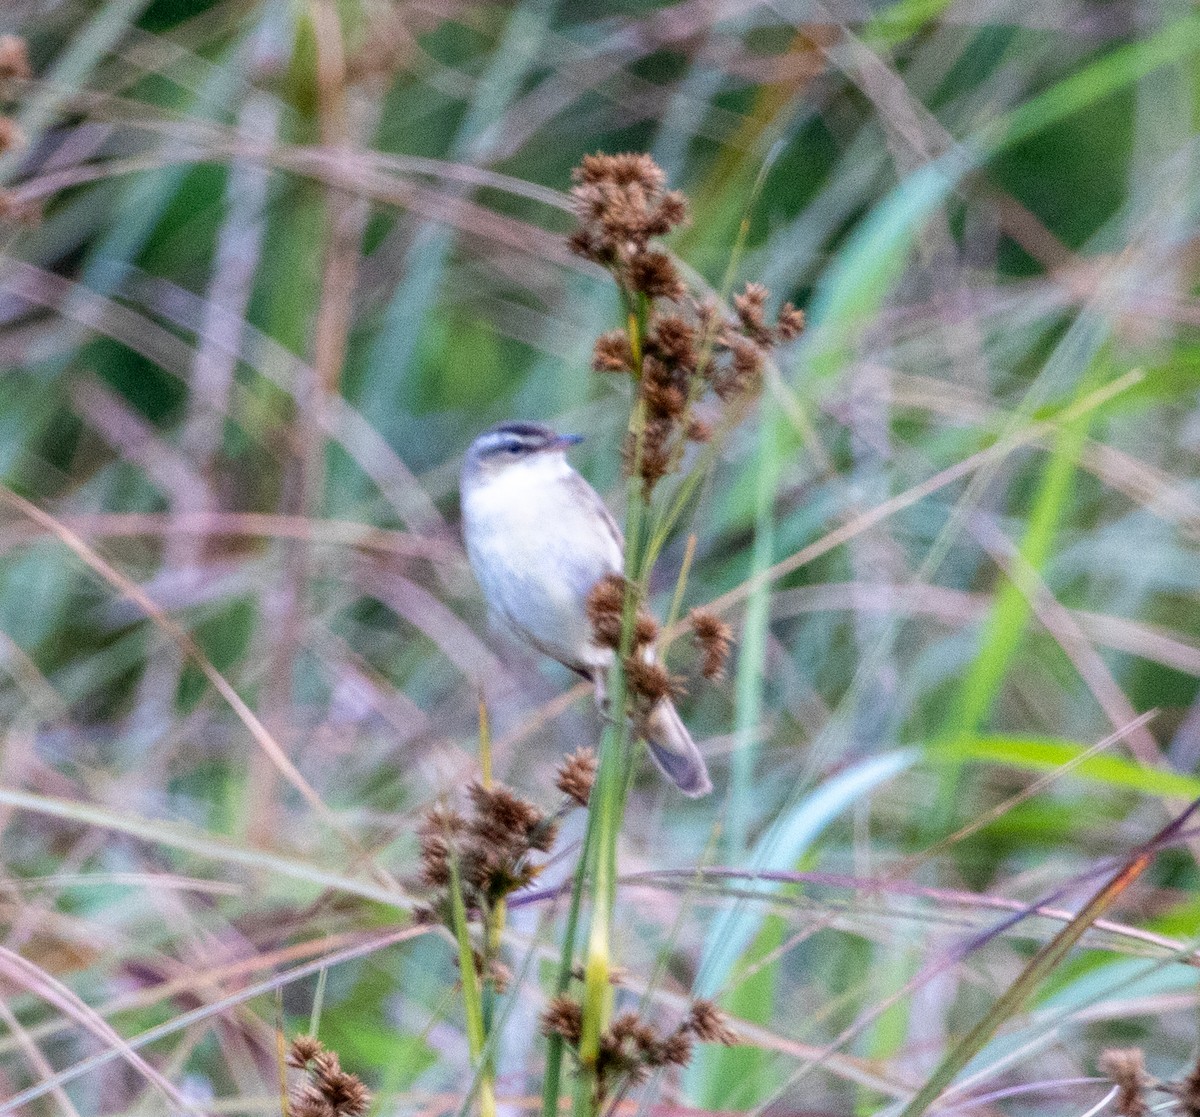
[448, 858, 495, 1117]
[540, 815, 596, 1117]
[576, 297, 654, 1112]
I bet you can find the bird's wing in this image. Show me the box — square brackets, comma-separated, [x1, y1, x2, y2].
[566, 471, 624, 557]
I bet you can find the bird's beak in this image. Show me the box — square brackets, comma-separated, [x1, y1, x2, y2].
[553, 433, 584, 450]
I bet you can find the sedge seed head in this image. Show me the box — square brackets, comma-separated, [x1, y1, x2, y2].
[690, 608, 733, 680]
[1100, 1048, 1150, 1117]
[540, 994, 583, 1045]
[0, 36, 31, 82]
[686, 1000, 738, 1046]
[586, 573, 627, 649]
[556, 746, 598, 806]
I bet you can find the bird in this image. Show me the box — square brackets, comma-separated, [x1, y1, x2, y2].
[460, 420, 711, 797]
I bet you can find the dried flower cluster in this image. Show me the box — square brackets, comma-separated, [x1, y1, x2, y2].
[0, 36, 29, 158]
[1171, 1055, 1200, 1117]
[1097, 1046, 1200, 1117]
[585, 577, 735, 721]
[570, 152, 804, 496]
[0, 35, 35, 224]
[556, 746, 598, 806]
[1100, 1048, 1150, 1117]
[689, 608, 733, 680]
[0, 35, 31, 83]
[0, 116, 23, 155]
[287, 1036, 370, 1117]
[586, 573, 684, 715]
[541, 995, 736, 1098]
[417, 781, 558, 919]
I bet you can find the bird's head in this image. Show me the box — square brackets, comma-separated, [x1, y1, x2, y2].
[463, 421, 584, 484]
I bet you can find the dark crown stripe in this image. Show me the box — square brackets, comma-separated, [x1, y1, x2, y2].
[488, 421, 554, 440]
[475, 421, 554, 457]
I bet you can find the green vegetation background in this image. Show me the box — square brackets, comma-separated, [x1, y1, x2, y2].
[1, 0, 1199, 1113]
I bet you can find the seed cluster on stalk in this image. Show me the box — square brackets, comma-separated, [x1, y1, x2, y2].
[1098, 1046, 1200, 1117]
[569, 151, 804, 498]
[415, 756, 597, 988]
[586, 574, 735, 724]
[0, 35, 39, 225]
[585, 572, 685, 716]
[286, 1036, 371, 1117]
[540, 994, 736, 1098]
[416, 782, 559, 919]
[0, 36, 29, 157]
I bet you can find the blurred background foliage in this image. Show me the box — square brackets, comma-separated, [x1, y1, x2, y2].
[1, 0, 1200, 1113]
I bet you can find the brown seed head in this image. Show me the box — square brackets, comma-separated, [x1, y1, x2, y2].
[598, 1012, 655, 1083]
[648, 314, 699, 371]
[776, 302, 806, 341]
[715, 335, 764, 400]
[289, 1043, 371, 1117]
[653, 190, 689, 230]
[467, 781, 553, 866]
[417, 832, 450, 888]
[556, 746, 598, 806]
[641, 370, 687, 422]
[633, 610, 660, 649]
[690, 608, 732, 680]
[567, 227, 614, 265]
[417, 803, 465, 888]
[1169, 1055, 1200, 1117]
[0, 117, 25, 155]
[628, 417, 674, 494]
[288, 1035, 324, 1069]
[733, 282, 773, 346]
[657, 1030, 694, 1067]
[586, 573, 627, 649]
[574, 152, 665, 191]
[624, 656, 683, 704]
[569, 153, 688, 265]
[686, 416, 713, 443]
[541, 994, 583, 1045]
[686, 1000, 738, 1046]
[468, 781, 542, 837]
[291, 1084, 337, 1117]
[592, 330, 634, 373]
[1100, 1049, 1149, 1117]
[0, 36, 32, 82]
[628, 249, 685, 301]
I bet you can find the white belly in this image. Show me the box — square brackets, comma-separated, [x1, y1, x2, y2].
[462, 458, 622, 673]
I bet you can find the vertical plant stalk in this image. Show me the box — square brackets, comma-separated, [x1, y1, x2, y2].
[448, 856, 496, 1117]
[477, 697, 501, 1105]
[541, 819, 595, 1117]
[551, 150, 796, 1115]
[578, 300, 651, 1104]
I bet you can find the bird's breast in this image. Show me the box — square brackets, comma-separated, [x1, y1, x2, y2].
[462, 462, 621, 670]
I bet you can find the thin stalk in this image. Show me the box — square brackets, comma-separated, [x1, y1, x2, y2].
[540, 819, 595, 1117]
[448, 858, 495, 1117]
[482, 898, 505, 1034]
[578, 300, 653, 1110]
[308, 967, 327, 1036]
[478, 695, 493, 787]
[478, 699, 503, 1106]
[275, 990, 289, 1117]
[664, 534, 697, 634]
[579, 711, 630, 1071]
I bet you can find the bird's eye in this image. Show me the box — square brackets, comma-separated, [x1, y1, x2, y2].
[505, 444, 521, 454]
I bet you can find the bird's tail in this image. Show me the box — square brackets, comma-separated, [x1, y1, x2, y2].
[642, 699, 712, 797]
